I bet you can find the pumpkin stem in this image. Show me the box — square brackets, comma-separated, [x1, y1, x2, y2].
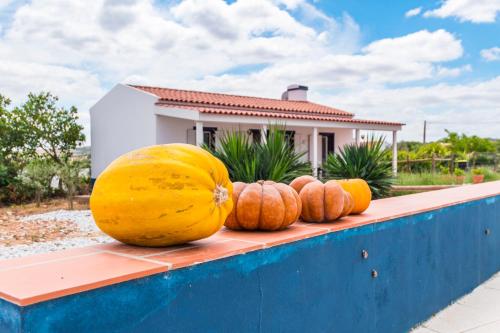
[213, 184, 229, 206]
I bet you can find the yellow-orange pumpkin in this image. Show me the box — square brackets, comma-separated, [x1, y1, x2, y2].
[225, 181, 301, 231]
[90, 144, 233, 247]
[339, 190, 355, 217]
[299, 180, 345, 222]
[290, 175, 316, 194]
[337, 179, 372, 214]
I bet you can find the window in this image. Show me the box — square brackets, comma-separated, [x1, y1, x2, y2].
[248, 129, 295, 148]
[248, 129, 262, 144]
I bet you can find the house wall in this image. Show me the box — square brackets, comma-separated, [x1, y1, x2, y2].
[90, 84, 157, 179]
[155, 116, 194, 144]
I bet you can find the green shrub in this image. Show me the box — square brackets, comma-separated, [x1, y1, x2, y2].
[323, 136, 392, 199]
[16, 158, 57, 206]
[454, 168, 465, 176]
[439, 165, 449, 174]
[472, 168, 483, 175]
[205, 125, 311, 183]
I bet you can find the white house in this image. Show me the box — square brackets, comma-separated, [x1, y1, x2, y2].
[90, 84, 403, 182]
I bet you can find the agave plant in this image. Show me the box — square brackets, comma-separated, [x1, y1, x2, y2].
[323, 136, 393, 198]
[205, 125, 310, 183]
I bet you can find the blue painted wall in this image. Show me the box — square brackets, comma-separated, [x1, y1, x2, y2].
[1, 196, 499, 333]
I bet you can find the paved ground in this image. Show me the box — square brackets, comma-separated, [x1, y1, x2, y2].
[413, 272, 500, 333]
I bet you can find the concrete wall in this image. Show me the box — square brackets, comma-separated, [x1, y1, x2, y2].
[5, 196, 498, 333]
[90, 84, 157, 178]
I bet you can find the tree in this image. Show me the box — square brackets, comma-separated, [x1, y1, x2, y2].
[416, 142, 449, 158]
[0, 95, 25, 197]
[442, 130, 495, 167]
[0, 95, 19, 161]
[11, 92, 85, 163]
[57, 159, 87, 209]
[16, 159, 57, 207]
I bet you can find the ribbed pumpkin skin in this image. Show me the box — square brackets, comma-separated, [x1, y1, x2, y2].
[339, 190, 355, 217]
[90, 144, 233, 247]
[300, 180, 345, 223]
[337, 179, 372, 214]
[290, 175, 316, 194]
[225, 181, 301, 231]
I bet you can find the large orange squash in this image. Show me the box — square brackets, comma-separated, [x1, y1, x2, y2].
[225, 181, 301, 231]
[290, 175, 316, 194]
[90, 144, 233, 247]
[337, 179, 372, 214]
[300, 180, 345, 222]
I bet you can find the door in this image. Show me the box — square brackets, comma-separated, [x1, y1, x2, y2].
[320, 133, 335, 162]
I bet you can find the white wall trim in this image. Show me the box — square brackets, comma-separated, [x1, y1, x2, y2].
[155, 107, 402, 132]
[155, 106, 200, 120]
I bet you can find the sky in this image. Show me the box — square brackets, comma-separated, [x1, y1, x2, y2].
[0, 0, 500, 143]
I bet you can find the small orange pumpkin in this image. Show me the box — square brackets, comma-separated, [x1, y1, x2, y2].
[339, 190, 354, 217]
[225, 180, 301, 231]
[299, 180, 345, 223]
[290, 175, 316, 194]
[337, 179, 372, 214]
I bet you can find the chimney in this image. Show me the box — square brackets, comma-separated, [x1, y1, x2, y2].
[281, 84, 308, 102]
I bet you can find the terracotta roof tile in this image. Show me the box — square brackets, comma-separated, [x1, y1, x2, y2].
[130, 85, 354, 117]
[157, 104, 404, 127]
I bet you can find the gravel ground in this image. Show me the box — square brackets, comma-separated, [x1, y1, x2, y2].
[20, 210, 101, 233]
[0, 210, 114, 260]
[0, 236, 113, 260]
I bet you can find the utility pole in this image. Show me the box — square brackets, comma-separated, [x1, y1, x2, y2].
[423, 120, 427, 144]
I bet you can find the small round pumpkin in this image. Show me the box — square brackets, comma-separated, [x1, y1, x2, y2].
[337, 179, 372, 214]
[339, 190, 355, 217]
[300, 180, 345, 223]
[290, 175, 316, 194]
[225, 181, 301, 231]
[90, 144, 233, 247]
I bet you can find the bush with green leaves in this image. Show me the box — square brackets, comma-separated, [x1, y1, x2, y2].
[16, 159, 57, 206]
[205, 125, 311, 183]
[472, 168, 483, 176]
[323, 136, 393, 199]
[57, 158, 88, 209]
[439, 165, 449, 174]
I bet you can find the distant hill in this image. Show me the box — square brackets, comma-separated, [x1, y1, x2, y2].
[74, 146, 90, 156]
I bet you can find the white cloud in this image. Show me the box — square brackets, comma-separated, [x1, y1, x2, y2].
[435, 64, 472, 78]
[405, 7, 422, 18]
[0, 0, 496, 142]
[481, 47, 500, 61]
[0, 0, 362, 100]
[362, 29, 462, 63]
[0, 60, 104, 140]
[0, 0, 13, 8]
[424, 0, 500, 23]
